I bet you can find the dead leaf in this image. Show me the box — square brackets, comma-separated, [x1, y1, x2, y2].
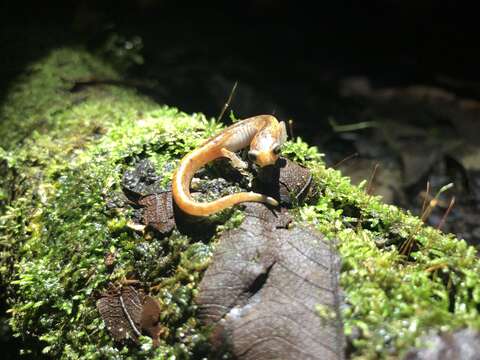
[138, 191, 175, 234]
[196, 203, 345, 360]
[96, 286, 145, 345]
[97, 285, 163, 347]
[140, 296, 163, 348]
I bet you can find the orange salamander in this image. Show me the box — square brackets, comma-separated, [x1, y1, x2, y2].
[172, 115, 287, 217]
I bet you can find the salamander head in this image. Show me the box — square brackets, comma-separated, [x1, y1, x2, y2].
[248, 121, 285, 167]
[248, 146, 281, 167]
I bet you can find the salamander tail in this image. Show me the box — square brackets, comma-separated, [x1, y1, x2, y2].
[264, 196, 279, 207]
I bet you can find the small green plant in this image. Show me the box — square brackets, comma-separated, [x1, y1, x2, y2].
[281, 137, 323, 165]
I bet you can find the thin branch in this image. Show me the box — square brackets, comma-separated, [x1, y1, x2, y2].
[332, 152, 359, 169]
[288, 119, 294, 139]
[329, 118, 379, 132]
[366, 163, 379, 195]
[421, 181, 431, 215]
[217, 81, 238, 122]
[438, 196, 455, 230]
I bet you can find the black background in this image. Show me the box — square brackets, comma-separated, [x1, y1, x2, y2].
[1, 0, 479, 137]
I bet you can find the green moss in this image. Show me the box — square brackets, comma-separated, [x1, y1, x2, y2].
[297, 161, 480, 358]
[1, 48, 480, 359]
[0, 48, 216, 358]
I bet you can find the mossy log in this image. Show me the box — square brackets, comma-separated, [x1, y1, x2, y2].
[1, 49, 479, 359]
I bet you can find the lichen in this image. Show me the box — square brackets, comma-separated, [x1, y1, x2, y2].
[1, 48, 480, 360]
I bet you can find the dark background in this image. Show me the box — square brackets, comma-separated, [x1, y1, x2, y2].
[1, 0, 479, 128]
[1, 1, 480, 358]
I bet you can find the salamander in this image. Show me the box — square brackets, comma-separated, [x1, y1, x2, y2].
[172, 115, 287, 217]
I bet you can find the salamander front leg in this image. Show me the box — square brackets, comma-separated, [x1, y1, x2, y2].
[220, 148, 248, 170]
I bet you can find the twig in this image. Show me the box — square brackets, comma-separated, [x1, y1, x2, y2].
[217, 81, 238, 122]
[332, 153, 359, 169]
[366, 163, 379, 195]
[288, 119, 294, 139]
[356, 163, 379, 231]
[421, 181, 431, 215]
[438, 196, 455, 230]
[425, 263, 448, 273]
[329, 117, 379, 132]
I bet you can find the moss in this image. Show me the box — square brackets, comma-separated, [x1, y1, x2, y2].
[1, 48, 480, 359]
[296, 161, 480, 358]
[0, 48, 215, 359]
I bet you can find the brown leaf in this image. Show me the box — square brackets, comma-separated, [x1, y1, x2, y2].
[97, 285, 165, 347]
[278, 157, 313, 204]
[256, 158, 314, 207]
[196, 203, 345, 360]
[96, 286, 145, 345]
[140, 296, 163, 348]
[138, 191, 175, 234]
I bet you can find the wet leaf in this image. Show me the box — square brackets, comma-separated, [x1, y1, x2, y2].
[96, 285, 145, 345]
[138, 191, 175, 235]
[196, 203, 345, 360]
[140, 296, 163, 348]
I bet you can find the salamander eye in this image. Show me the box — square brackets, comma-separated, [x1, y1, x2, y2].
[272, 144, 282, 155]
[248, 150, 259, 162]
